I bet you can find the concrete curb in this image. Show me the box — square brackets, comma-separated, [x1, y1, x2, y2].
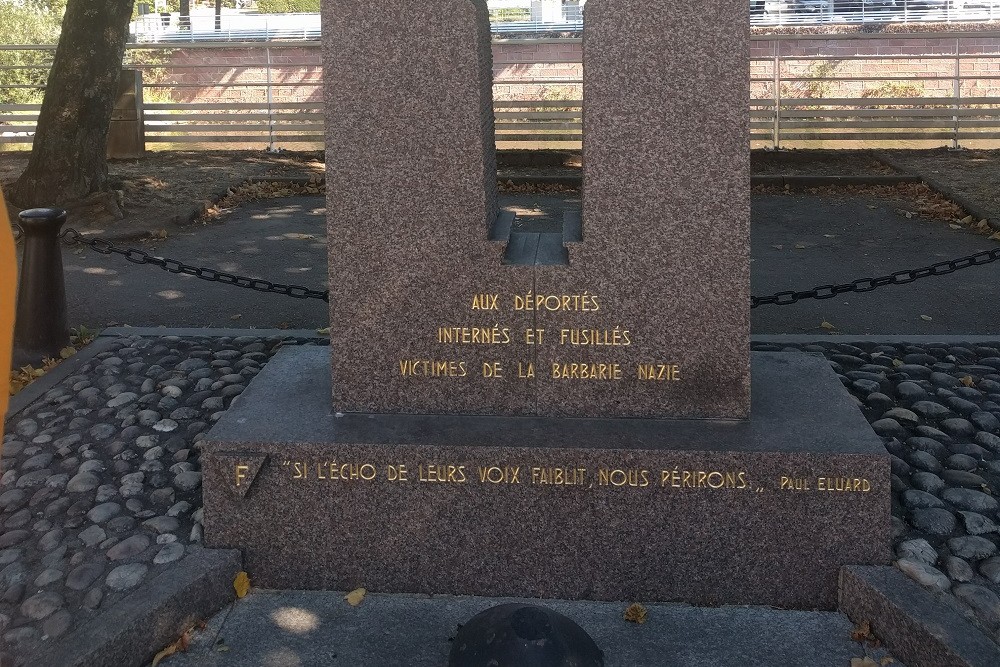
[3, 336, 118, 425]
[840, 566, 1000, 667]
[98, 326, 329, 339]
[26, 548, 243, 667]
[752, 334, 1000, 345]
[876, 152, 1000, 232]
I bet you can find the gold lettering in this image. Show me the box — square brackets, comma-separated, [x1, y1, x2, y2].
[235, 464, 249, 487]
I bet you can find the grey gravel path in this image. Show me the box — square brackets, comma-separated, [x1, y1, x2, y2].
[2, 335, 1000, 665]
[53, 192, 1000, 334]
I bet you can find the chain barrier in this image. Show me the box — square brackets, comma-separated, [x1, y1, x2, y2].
[59, 228, 330, 303]
[51, 227, 1000, 309]
[751, 246, 1000, 308]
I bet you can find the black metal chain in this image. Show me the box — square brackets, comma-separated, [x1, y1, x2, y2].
[751, 246, 1000, 308]
[52, 226, 1000, 309]
[59, 228, 330, 303]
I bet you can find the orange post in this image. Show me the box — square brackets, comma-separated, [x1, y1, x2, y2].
[0, 188, 15, 456]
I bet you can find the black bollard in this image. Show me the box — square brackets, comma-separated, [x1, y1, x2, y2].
[449, 603, 604, 667]
[13, 208, 69, 368]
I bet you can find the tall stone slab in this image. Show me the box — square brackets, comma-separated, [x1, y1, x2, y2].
[323, 0, 534, 415]
[530, 0, 751, 419]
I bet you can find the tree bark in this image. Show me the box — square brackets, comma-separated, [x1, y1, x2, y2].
[11, 0, 135, 208]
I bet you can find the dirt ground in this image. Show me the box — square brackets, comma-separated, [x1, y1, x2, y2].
[2, 147, 1000, 238]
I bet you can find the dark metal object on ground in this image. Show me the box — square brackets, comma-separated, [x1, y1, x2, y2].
[448, 603, 604, 667]
[59, 227, 329, 303]
[13, 208, 69, 367]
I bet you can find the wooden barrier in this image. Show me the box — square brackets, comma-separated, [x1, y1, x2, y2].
[0, 189, 14, 452]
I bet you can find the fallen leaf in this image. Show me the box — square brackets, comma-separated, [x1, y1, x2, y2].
[316, 327, 331, 335]
[851, 620, 873, 643]
[771, 244, 784, 250]
[794, 243, 807, 249]
[151, 629, 192, 667]
[880, 657, 895, 666]
[961, 376, 974, 387]
[851, 658, 878, 667]
[867, 204, 877, 209]
[961, 215, 974, 224]
[949, 224, 962, 230]
[59, 347, 76, 360]
[821, 320, 836, 330]
[892, 359, 904, 368]
[230, 314, 242, 321]
[234, 571, 250, 599]
[623, 603, 647, 624]
[345, 587, 367, 607]
[990, 232, 1000, 241]
[823, 234, 838, 238]
[920, 315, 932, 321]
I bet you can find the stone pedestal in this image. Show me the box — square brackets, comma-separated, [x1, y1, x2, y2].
[204, 348, 890, 610]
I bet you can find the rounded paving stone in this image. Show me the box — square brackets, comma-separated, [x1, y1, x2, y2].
[37, 528, 64, 552]
[943, 555, 975, 583]
[945, 454, 979, 471]
[33, 568, 63, 587]
[41, 609, 72, 639]
[948, 536, 998, 561]
[959, 511, 999, 536]
[20, 590, 63, 620]
[976, 431, 1000, 454]
[66, 473, 101, 494]
[66, 562, 105, 591]
[904, 450, 943, 474]
[980, 556, 1000, 584]
[897, 538, 938, 566]
[912, 401, 952, 419]
[896, 559, 951, 593]
[906, 437, 950, 459]
[910, 508, 957, 536]
[107, 534, 151, 560]
[153, 542, 185, 565]
[940, 418, 977, 438]
[79, 525, 107, 547]
[941, 470, 988, 489]
[872, 419, 906, 439]
[106, 563, 148, 591]
[0, 531, 30, 549]
[971, 411, 1000, 433]
[942, 488, 999, 513]
[896, 382, 928, 402]
[142, 516, 180, 534]
[173, 471, 202, 492]
[883, 407, 920, 428]
[87, 502, 122, 524]
[901, 489, 944, 510]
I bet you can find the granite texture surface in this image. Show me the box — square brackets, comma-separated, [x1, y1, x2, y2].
[528, 0, 752, 418]
[839, 566, 1000, 667]
[322, 0, 535, 416]
[203, 348, 888, 610]
[322, 0, 750, 420]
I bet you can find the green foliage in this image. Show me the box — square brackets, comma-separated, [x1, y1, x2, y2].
[256, 0, 320, 12]
[0, 3, 62, 105]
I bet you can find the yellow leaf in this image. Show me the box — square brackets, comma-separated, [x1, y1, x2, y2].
[316, 327, 331, 335]
[851, 659, 878, 667]
[234, 571, 250, 599]
[961, 376, 974, 387]
[59, 347, 76, 359]
[892, 359, 904, 368]
[989, 232, 1000, 241]
[920, 315, 932, 321]
[880, 658, 895, 666]
[623, 603, 647, 624]
[150, 643, 179, 667]
[961, 215, 974, 224]
[821, 320, 835, 330]
[230, 314, 242, 321]
[345, 587, 367, 607]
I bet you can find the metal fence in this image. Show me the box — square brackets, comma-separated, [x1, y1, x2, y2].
[125, 3, 1000, 44]
[2, 31, 1000, 150]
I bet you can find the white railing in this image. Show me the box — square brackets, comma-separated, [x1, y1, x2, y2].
[2, 32, 999, 149]
[127, 3, 1000, 43]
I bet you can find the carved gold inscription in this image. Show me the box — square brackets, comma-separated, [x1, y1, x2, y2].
[551, 363, 622, 380]
[558, 328, 631, 346]
[637, 364, 681, 381]
[278, 460, 874, 496]
[398, 360, 468, 377]
[235, 464, 249, 487]
[513, 293, 600, 312]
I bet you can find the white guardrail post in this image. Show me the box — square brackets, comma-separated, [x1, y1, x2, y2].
[773, 39, 782, 150]
[953, 36, 962, 150]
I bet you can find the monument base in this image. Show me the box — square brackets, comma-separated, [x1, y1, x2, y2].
[203, 348, 889, 610]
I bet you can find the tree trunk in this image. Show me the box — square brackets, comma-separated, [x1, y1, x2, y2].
[215, 0, 223, 31]
[180, 0, 190, 30]
[11, 0, 135, 208]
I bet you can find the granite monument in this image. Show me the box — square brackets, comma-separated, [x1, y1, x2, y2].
[204, 0, 889, 610]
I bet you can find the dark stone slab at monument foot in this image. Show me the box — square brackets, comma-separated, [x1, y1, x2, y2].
[203, 348, 889, 610]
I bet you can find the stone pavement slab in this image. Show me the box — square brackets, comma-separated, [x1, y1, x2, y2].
[52, 193, 1000, 335]
[163, 589, 901, 667]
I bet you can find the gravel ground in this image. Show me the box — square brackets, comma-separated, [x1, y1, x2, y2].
[2, 335, 1000, 664]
